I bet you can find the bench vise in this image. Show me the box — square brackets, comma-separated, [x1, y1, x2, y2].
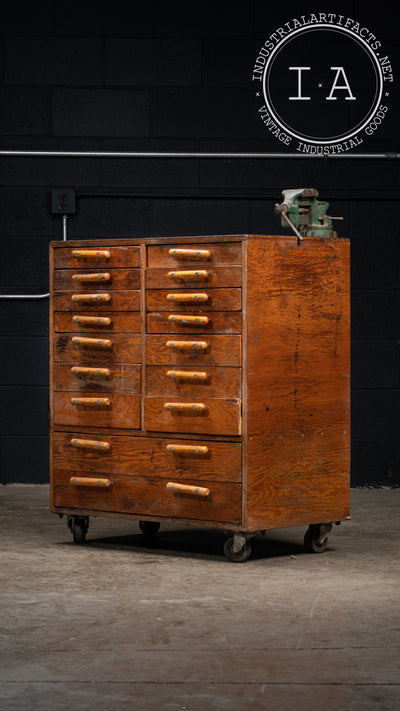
[275, 188, 342, 242]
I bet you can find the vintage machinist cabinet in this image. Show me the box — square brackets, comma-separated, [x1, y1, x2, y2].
[49, 234, 350, 561]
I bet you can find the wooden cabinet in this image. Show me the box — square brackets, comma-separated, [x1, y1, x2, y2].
[50, 235, 350, 561]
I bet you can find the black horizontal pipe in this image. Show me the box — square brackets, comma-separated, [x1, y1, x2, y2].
[0, 150, 399, 159]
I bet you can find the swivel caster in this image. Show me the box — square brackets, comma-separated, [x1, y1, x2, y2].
[224, 534, 252, 563]
[68, 516, 89, 545]
[139, 520, 160, 537]
[304, 523, 332, 553]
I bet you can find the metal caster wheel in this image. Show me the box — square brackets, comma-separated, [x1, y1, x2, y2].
[139, 520, 160, 537]
[224, 535, 252, 563]
[304, 523, 331, 553]
[71, 517, 89, 545]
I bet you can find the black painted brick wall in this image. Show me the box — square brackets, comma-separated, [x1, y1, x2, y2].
[0, 1, 399, 486]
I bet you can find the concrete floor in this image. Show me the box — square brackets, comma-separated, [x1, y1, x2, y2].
[0, 487, 399, 711]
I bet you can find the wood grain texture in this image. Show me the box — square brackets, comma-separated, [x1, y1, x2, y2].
[54, 311, 140, 333]
[145, 334, 241, 366]
[54, 246, 140, 269]
[53, 363, 141, 393]
[53, 392, 141, 429]
[147, 242, 242, 267]
[53, 290, 140, 311]
[144, 396, 241, 435]
[54, 268, 139, 290]
[52, 469, 242, 523]
[145, 365, 241, 398]
[146, 288, 241, 311]
[146, 311, 241, 334]
[52, 432, 242, 482]
[146, 266, 241, 289]
[245, 235, 350, 530]
[54, 333, 141, 363]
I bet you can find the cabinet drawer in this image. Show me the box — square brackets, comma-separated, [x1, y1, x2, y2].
[145, 335, 241, 366]
[52, 432, 242, 482]
[53, 363, 141, 393]
[54, 311, 141, 334]
[144, 396, 241, 435]
[54, 333, 141, 363]
[146, 266, 241, 289]
[54, 268, 139, 291]
[53, 290, 140, 312]
[53, 469, 242, 523]
[54, 246, 140, 269]
[146, 288, 241, 311]
[147, 242, 242, 267]
[146, 311, 241, 334]
[145, 365, 241, 398]
[53, 392, 140, 429]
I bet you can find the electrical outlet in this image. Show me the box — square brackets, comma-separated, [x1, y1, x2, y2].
[51, 189, 76, 214]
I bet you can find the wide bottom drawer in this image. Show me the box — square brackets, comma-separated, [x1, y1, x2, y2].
[52, 432, 242, 482]
[52, 469, 242, 524]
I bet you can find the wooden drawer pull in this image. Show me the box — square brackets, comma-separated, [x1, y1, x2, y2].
[72, 315, 112, 327]
[70, 476, 111, 488]
[163, 402, 207, 414]
[70, 438, 111, 451]
[72, 272, 110, 283]
[167, 270, 208, 281]
[72, 250, 110, 259]
[71, 397, 111, 407]
[168, 315, 209, 326]
[166, 340, 208, 352]
[71, 366, 111, 377]
[166, 482, 210, 497]
[72, 336, 112, 349]
[167, 293, 208, 303]
[168, 248, 210, 260]
[167, 370, 208, 382]
[166, 444, 209, 456]
[72, 293, 111, 303]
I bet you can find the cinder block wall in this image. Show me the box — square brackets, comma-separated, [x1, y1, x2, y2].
[0, 1, 399, 486]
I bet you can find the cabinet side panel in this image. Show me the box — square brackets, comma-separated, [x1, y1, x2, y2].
[246, 236, 350, 530]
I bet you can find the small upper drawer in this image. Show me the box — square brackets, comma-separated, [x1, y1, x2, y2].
[146, 288, 241, 312]
[147, 242, 242, 267]
[54, 268, 139, 291]
[54, 311, 140, 334]
[145, 334, 241, 366]
[146, 311, 241, 335]
[53, 392, 141, 429]
[145, 266, 241, 289]
[54, 333, 141, 364]
[53, 290, 140, 312]
[145, 365, 241, 399]
[53, 246, 140, 269]
[53, 363, 140, 393]
[144, 396, 241, 436]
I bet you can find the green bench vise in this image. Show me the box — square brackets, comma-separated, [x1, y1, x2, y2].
[275, 188, 342, 242]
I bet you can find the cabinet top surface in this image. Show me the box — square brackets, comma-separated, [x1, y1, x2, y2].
[50, 234, 349, 248]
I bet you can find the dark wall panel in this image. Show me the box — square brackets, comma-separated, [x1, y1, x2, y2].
[5, 37, 102, 85]
[53, 89, 150, 137]
[0, 89, 51, 135]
